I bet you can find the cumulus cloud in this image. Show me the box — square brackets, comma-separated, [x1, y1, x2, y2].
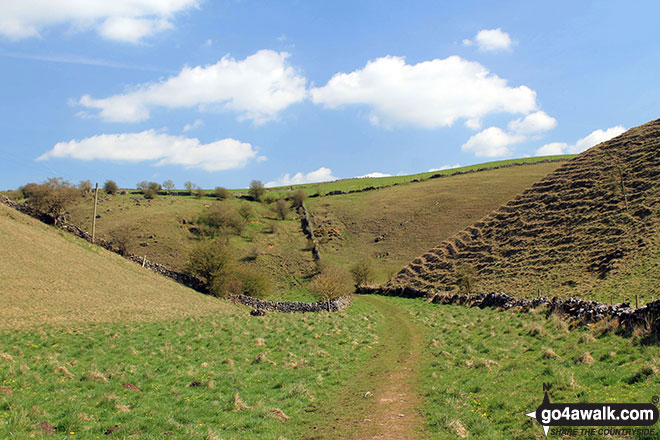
[310, 55, 537, 129]
[36, 130, 258, 172]
[508, 111, 557, 135]
[0, 0, 197, 42]
[356, 172, 392, 178]
[266, 167, 337, 188]
[535, 126, 626, 156]
[78, 50, 307, 124]
[464, 28, 513, 52]
[428, 164, 461, 172]
[462, 127, 525, 157]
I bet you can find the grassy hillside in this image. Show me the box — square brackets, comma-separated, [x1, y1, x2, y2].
[391, 119, 660, 303]
[65, 195, 317, 300]
[262, 155, 574, 197]
[0, 204, 231, 327]
[307, 161, 566, 280]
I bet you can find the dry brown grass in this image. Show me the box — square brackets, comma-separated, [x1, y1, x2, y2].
[0, 204, 236, 328]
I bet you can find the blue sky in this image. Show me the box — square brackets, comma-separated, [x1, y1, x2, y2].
[1, 0, 658, 190]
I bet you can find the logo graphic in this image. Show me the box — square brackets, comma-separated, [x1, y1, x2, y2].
[526, 392, 659, 437]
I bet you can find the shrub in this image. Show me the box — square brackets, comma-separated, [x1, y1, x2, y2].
[232, 267, 272, 298]
[78, 180, 93, 195]
[291, 189, 307, 208]
[274, 199, 289, 220]
[456, 264, 478, 294]
[163, 180, 175, 193]
[186, 240, 232, 294]
[263, 221, 278, 234]
[309, 263, 353, 302]
[24, 178, 78, 225]
[196, 188, 205, 199]
[108, 227, 134, 256]
[245, 246, 261, 261]
[238, 203, 254, 222]
[103, 180, 118, 195]
[249, 180, 265, 202]
[215, 186, 230, 199]
[143, 187, 158, 199]
[350, 259, 375, 287]
[198, 204, 245, 236]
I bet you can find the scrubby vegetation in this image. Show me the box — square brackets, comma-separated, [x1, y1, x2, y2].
[21, 177, 78, 225]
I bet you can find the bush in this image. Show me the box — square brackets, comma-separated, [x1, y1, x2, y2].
[350, 259, 375, 287]
[198, 204, 245, 236]
[263, 221, 278, 234]
[103, 180, 118, 195]
[24, 178, 78, 225]
[215, 187, 230, 199]
[456, 264, 478, 294]
[244, 246, 261, 261]
[274, 199, 289, 220]
[309, 263, 353, 302]
[291, 189, 307, 208]
[249, 180, 265, 202]
[78, 180, 93, 195]
[143, 187, 158, 199]
[238, 203, 254, 222]
[232, 267, 272, 298]
[186, 240, 232, 294]
[108, 227, 134, 256]
[196, 188, 205, 199]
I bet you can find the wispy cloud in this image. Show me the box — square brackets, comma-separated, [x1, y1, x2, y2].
[0, 51, 175, 73]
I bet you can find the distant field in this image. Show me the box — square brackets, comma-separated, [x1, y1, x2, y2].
[0, 204, 231, 327]
[260, 155, 574, 197]
[394, 296, 660, 440]
[306, 161, 566, 281]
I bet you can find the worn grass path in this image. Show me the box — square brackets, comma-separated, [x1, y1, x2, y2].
[304, 295, 427, 440]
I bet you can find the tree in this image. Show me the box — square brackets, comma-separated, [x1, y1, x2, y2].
[215, 186, 230, 199]
[184, 181, 195, 196]
[186, 240, 232, 294]
[275, 199, 289, 220]
[350, 259, 375, 287]
[136, 181, 149, 191]
[309, 263, 353, 304]
[291, 189, 307, 208]
[249, 180, 265, 202]
[238, 203, 254, 222]
[103, 180, 118, 195]
[198, 204, 245, 236]
[108, 227, 134, 256]
[78, 180, 93, 195]
[163, 180, 175, 193]
[24, 178, 78, 225]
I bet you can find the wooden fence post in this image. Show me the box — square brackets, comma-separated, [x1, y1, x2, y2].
[92, 183, 99, 243]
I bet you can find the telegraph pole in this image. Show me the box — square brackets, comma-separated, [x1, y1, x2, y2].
[92, 183, 99, 243]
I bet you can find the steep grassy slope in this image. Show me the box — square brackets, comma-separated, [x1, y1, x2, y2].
[307, 161, 565, 280]
[391, 119, 660, 302]
[0, 204, 232, 327]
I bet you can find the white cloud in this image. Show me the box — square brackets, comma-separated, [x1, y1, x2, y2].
[508, 111, 557, 135]
[462, 127, 525, 157]
[310, 55, 537, 129]
[36, 130, 258, 172]
[78, 50, 306, 124]
[535, 125, 626, 156]
[183, 119, 204, 132]
[474, 28, 513, 52]
[535, 142, 568, 156]
[357, 172, 392, 178]
[428, 164, 461, 172]
[0, 0, 197, 42]
[266, 167, 337, 188]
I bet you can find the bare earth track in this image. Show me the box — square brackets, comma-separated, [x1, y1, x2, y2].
[306, 295, 427, 440]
